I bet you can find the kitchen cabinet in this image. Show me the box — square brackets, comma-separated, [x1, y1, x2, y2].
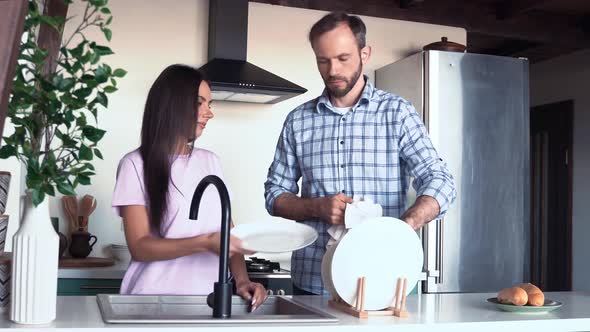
[57, 278, 121, 296]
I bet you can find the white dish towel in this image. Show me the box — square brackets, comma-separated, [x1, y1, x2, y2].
[326, 198, 383, 248]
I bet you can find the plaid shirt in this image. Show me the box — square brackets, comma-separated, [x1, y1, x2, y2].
[264, 80, 456, 294]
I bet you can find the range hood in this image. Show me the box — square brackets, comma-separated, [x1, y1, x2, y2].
[199, 0, 307, 104]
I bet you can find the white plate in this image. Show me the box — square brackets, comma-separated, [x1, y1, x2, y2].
[231, 220, 318, 253]
[321, 240, 340, 301]
[330, 217, 423, 310]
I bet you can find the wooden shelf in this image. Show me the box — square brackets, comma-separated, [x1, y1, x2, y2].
[0, 253, 115, 268]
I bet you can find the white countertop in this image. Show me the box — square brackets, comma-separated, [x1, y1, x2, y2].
[0, 292, 588, 331]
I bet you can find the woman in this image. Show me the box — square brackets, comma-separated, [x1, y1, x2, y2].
[112, 64, 267, 309]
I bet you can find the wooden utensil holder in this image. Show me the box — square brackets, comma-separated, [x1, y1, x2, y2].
[328, 276, 409, 319]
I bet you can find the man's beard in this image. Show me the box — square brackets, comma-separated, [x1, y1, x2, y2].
[324, 63, 363, 98]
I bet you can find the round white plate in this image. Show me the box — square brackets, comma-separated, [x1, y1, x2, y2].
[231, 220, 318, 253]
[321, 240, 340, 300]
[330, 217, 423, 310]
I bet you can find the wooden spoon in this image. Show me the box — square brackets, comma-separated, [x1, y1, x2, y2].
[79, 195, 97, 232]
[61, 195, 78, 234]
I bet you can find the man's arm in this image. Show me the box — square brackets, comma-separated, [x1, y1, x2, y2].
[397, 101, 457, 229]
[401, 195, 440, 230]
[264, 113, 353, 225]
[272, 192, 352, 225]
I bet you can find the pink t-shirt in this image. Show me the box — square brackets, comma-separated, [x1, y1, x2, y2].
[111, 148, 229, 295]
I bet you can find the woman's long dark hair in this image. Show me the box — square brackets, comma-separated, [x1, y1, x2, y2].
[140, 64, 204, 235]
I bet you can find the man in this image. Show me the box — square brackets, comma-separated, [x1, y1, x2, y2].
[264, 12, 456, 295]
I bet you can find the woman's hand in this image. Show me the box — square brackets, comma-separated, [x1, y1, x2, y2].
[235, 280, 268, 312]
[205, 232, 255, 257]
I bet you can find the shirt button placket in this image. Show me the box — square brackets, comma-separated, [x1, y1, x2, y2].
[339, 115, 347, 195]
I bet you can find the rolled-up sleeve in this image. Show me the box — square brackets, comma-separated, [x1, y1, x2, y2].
[398, 102, 456, 218]
[264, 114, 301, 215]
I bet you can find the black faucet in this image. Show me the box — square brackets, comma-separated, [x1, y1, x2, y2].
[189, 175, 232, 318]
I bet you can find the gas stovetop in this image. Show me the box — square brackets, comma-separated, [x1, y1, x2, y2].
[245, 257, 290, 278]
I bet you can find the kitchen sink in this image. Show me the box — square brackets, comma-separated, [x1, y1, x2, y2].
[97, 294, 338, 324]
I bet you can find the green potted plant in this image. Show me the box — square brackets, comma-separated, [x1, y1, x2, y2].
[0, 0, 125, 324]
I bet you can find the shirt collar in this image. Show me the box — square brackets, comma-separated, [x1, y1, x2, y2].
[316, 75, 374, 113]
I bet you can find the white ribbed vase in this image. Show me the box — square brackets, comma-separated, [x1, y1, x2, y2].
[10, 192, 58, 324]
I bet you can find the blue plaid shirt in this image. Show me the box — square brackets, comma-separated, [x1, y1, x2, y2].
[264, 80, 456, 294]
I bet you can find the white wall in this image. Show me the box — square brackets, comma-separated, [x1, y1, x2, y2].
[1, 1, 465, 258]
[530, 49, 590, 291]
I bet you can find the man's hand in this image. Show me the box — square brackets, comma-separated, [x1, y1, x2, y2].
[313, 193, 353, 225]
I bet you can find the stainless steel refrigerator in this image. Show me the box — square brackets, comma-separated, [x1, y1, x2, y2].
[376, 50, 530, 293]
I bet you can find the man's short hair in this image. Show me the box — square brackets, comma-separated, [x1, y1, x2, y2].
[309, 11, 367, 50]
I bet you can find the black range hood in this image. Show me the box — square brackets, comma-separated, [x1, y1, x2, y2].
[199, 0, 307, 104]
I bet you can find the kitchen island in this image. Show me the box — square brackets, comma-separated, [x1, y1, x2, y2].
[0, 292, 588, 331]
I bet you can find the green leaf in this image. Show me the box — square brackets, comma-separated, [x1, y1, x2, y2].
[26, 170, 43, 188]
[103, 86, 117, 93]
[82, 126, 106, 142]
[106, 16, 113, 25]
[79, 144, 93, 160]
[39, 16, 59, 30]
[59, 46, 68, 57]
[113, 68, 127, 78]
[31, 48, 48, 64]
[77, 174, 91, 185]
[93, 45, 114, 56]
[43, 183, 56, 196]
[94, 148, 103, 160]
[74, 87, 93, 99]
[31, 188, 45, 206]
[72, 61, 83, 72]
[89, 0, 108, 6]
[57, 182, 76, 195]
[93, 91, 108, 108]
[0, 145, 17, 159]
[95, 65, 109, 83]
[76, 114, 87, 127]
[61, 78, 75, 91]
[102, 28, 112, 42]
[70, 40, 87, 58]
[89, 51, 100, 64]
[100, 7, 111, 14]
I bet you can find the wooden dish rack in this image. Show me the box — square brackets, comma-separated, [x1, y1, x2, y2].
[328, 277, 409, 319]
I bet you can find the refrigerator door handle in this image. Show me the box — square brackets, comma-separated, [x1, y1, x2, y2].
[435, 218, 444, 284]
[423, 218, 441, 291]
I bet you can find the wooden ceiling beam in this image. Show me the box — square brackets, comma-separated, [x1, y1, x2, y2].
[251, 0, 590, 47]
[495, 0, 555, 20]
[398, 0, 425, 9]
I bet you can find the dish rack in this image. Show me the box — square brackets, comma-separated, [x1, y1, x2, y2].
[328, 277, 409, 319]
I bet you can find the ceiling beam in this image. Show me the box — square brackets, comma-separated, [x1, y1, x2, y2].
[507, 44, 585, 63]
[495, 0, 555, 20]
[398, 0, 424, 9]
[251, 0, 590, 47]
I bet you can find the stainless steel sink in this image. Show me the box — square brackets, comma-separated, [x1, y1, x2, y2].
[97, 294, 338, 324]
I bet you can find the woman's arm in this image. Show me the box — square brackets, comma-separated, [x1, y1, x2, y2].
[229, 220, 267, 310]
[121, 205, 247, 262]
